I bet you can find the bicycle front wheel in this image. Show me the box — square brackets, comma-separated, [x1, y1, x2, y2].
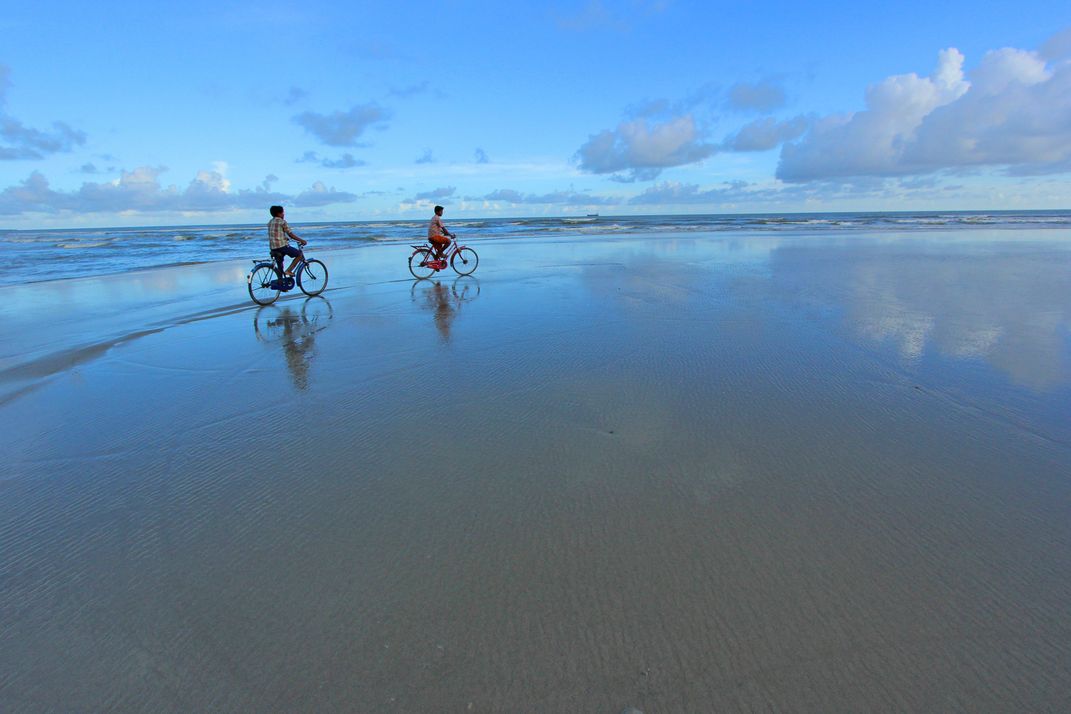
[451, 247, 479, 276]
[248, 263, 280, 305]
[409, 248, 436, 279]
[298, 259, 329, 296]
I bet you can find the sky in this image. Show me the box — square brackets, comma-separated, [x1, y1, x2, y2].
[1, 0, 1070, 228]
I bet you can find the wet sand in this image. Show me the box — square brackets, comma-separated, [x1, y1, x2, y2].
[2, 231, 1070, 711]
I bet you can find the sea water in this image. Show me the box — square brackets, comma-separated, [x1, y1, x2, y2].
[3, 210, 1070, 287]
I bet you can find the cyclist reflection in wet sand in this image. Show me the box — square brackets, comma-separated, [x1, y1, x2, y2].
[255, 300, 333, 390]
[412, 278, 479, 343]
[270, 308, 316, 389]
[426, 281, 456, 342]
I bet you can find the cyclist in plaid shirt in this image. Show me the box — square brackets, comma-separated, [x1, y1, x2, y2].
[267, 205, 307, 280]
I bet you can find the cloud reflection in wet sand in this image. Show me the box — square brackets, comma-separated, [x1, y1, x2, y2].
[770, 243, 1071, 390]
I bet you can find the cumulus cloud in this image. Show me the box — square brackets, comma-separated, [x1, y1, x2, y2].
[293, 103, 390, 146]
[1041, 27, 1071, 60]
[778, 35, 1071, 181]
[474, 147, 489, 164]
[415, 148, 435, 164]
[576, 115, 716, 181]
[322, 153, 365, 169]
[722, 116, 809, 151]
[413, 186, 456, 201]
[297, 151, 366, 168]
[627, 180, 750, 205]
[727, 81, 786, 112]
[0, 65, 87, 160]
[0, 168, 357, 216]
[624, 83, 720, 121]
[292, 181, 359, 207]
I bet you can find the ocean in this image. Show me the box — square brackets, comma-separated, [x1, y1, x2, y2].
[3, 210, 1070, 287]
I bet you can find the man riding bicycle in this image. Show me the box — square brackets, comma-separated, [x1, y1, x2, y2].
[428, 205, 455, 260]
[268, 205, 307, 280]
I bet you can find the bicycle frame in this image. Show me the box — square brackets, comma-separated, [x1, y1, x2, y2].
[248, 250, 329, 305]
[411, 239, 467, 266]
[408, 234, 478, 279]
[415, 239, 459, 261]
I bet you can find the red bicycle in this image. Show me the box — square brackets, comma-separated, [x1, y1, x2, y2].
[408, 235, 479, 279]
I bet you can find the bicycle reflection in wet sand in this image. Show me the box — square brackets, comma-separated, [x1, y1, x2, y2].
[411, 277, 481, 343]
[253, 297, 334, 390]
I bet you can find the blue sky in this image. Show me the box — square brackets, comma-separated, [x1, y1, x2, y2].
[2, 1, 1070, 228]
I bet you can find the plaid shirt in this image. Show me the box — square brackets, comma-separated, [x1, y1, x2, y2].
[268, 217, 290, 249]
[428, 215, 446, 239]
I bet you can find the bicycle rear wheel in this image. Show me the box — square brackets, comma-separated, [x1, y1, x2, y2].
[248, 263, 281, 305]
[298, 259, 329, 296]
[409, 248, 436, 279]
[451, 247, 478, 276]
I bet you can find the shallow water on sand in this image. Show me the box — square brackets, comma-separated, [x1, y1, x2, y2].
[1, 230, 1070, 711]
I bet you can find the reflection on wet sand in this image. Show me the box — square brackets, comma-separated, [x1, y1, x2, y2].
[411, 277, 480, 342]
[3, 233, 1071, 711]
[253, 297, 334, 390]
[770, 243, 1071, 390]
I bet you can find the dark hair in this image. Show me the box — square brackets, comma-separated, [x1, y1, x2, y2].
[434, 205, 444, 213]
[270, 205, 284, 217]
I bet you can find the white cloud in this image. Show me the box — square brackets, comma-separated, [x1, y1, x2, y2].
[292, 181, 359, 207]
[414, 186, 456, 201]
[904, 48, 1071, 175]
[727, 81, 786, 112]
[576, 115, 716, 181]
[1041, 27, 1071, 60]
[723, 116, 809, 151]
[297, 151, 366, 168]
[322, 154, 365, 169]
[293, 103, 390, 146]
[628, 180, 754, 205]
[0, 168, 357, 215]
[778, 34, 1071, 181]
[0, 64, 86, 160]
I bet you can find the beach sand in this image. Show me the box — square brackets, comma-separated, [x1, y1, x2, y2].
[2, 231, 1070, 711]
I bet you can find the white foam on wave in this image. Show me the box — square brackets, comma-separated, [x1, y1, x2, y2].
[56, 241, 112, 249]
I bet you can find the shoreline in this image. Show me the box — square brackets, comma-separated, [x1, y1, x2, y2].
[4, 210, 1071, 289]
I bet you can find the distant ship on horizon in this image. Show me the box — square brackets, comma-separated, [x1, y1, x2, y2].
[563, 213, 599, 224]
